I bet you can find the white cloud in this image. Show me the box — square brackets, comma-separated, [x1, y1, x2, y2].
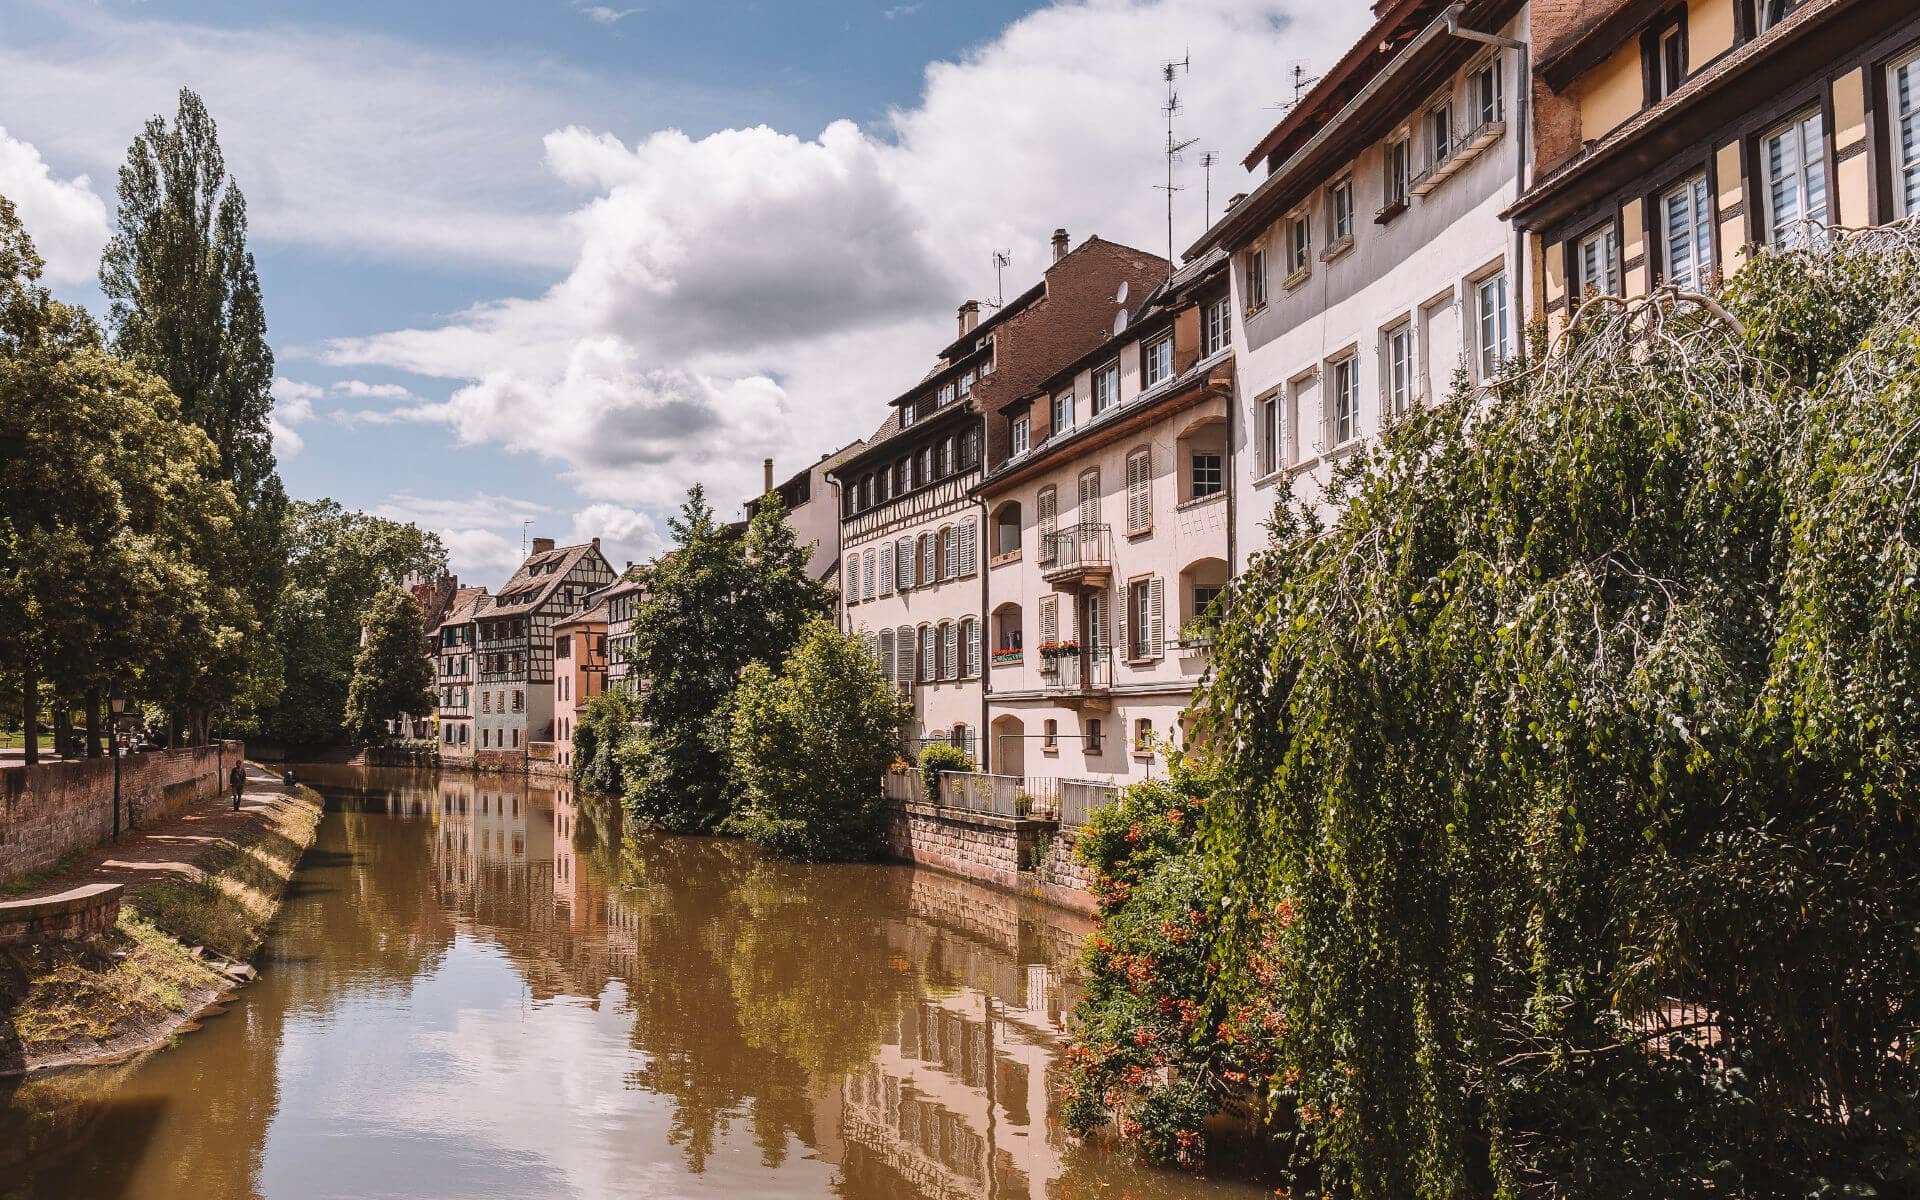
[367, 492, 656, 582]
[0, 5, 729, 272]
[580, 5, 642, 23]
[568, 503, 665, 571]
[269, 376, 322, 457]
[321, 0, 1368, 521]
[0, 126, 109, 285]
[331, 379, 419, 402]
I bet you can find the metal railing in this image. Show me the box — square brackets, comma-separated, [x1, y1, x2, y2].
[1044, 646, 1113, 696]
[882, 771, 925, 804]
[1041, 524, 1111, 581]
[938, 771, 1027, 818]
[1058, 779, 1119, 827]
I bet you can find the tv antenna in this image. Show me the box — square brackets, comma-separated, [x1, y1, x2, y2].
[521, 519, 533, 556]
[990, 249, 1011, 307]
[1199, 150, 1219, 221]
[1265, 60, 1322, 112]
[1157, 53, 1198, 274]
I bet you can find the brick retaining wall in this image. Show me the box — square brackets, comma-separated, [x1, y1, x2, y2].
[886, 801, 1096, 914]
[0, 742, 242, 884]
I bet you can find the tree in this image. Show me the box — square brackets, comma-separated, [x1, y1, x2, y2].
[343, 588, 435, 745]
[1181, 231, 1920, 1197]
[623, 487, 829, 831]
[0, 194, 245, 762]
[99, 87, 289, 725]
[263, 499, 446, 745]
[572, 684, 641, 796]
[725, 619, 909, 860]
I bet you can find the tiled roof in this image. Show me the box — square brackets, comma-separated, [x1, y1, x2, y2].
[436, 588, 491, 630]
[484, 542, 605, 616]
[554, 599, 612, 629]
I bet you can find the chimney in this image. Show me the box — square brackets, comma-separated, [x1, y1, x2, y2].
[1051, 228, 1070, 262]
[531, 537, 555, 555]
[591, 536, 600, 549]
[957, 300, 980, 337]
[763, 458, 775, 494]
[1227, 192, 1248, 210]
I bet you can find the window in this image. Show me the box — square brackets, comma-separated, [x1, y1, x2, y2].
[960, 368, 976, 396]
[1191, 451, 1223, 498]
[1648, 16, 1686, 103]
[1384, 322, 1415, 417]
[1329, 176, 1354, 245]
[1660, 173, 1714, 290]
[921, 532, 936, 583]
[894, 458, 909, 494]
[1076, 362, 1114, 417]
[1037, 486, 1058, 564]
[1285, 213, 1311, 276]
[1426, 101, 1454, 167]
[512, 729, 520, 748]
[897, 538, 916, 589]
[958, 426, 981, 470]
[916, 447, 931, 485]
[901, 400, 916, 428]
[1474, 271, 1510, 378]
[1128, 577, 1159, 659]
[1134, 719, 1154, 753]
[1202, 298, 1231, 358]
[1246, 248, 1268, 310]
[958, 519, 977, 576]
[1193, 584, 1223, 618]
[1051, 391, 1075, 437]
[879, 543, 894, 594]
[1749, 0, 1787, 35]
[512, 689, 523, 713]
[919, 625, 936, 683]
[1386, 137, 1411, 210]
[1043, 719, 1058, 749]
[846, 559, 860, 603]
[1143, 335, 1173, 389]
[938, 381, 956, 405]
[1125, 448, 1152, 534]
[1258, 391, 1282, 475]
[1011, 413, 1031, 457]
[1330, 356, 1360, 446]
[863, 549, 876, 600]
[995, 502, 1022, 557]
[995, 604, 1024, 652]
[1761, 109, 1827, 247]
[481, 691, 491, 713]
[939, 526, 956, 580]
[960, 617, 979, 677]
[940, 622, 957, 680]
[1086, 718, 1104, 753]
[1897, 50, 1920, 218]
[1577, 225, 1620, 296]
[1470, 60, 1503, 128]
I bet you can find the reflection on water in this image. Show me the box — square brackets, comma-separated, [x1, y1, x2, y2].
[1, 766, 1267, 1200]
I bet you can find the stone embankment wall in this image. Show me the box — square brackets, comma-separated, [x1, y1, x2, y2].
[886, 801, 1096, 915]
[0, 742, 243, 883]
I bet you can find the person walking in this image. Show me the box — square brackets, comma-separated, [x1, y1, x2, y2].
[229, 761, 247, 811]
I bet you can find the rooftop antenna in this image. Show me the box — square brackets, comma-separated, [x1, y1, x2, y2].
[521, 519, 533, 556]
[1158, 52, 1198, 274]
[1262, 61, 1322, 113]
[1199, 150, 1219, 221]
[990, 249, 1011, 307]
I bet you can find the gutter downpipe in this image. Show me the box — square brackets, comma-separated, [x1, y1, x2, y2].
[1443, 5, 1530, 323]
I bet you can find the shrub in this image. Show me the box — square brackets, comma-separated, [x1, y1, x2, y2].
[572, 684, 640, 795]
[916, 742, 973, 802]
[724, 619, 911, 861]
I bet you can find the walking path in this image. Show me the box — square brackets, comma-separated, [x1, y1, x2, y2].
[4, 762, 300, 903]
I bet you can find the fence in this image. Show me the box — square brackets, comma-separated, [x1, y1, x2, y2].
[1057, 779, 1119, 827]
[936, 771, 1028, 818]
[1044, 647, 1112, 695]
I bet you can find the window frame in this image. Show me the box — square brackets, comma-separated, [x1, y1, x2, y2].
[1575, 222, 1621, 297]
[1894, 47, 1920, 219]
[1010, 413, 1031, 457]
[1644, 11, 1688, 104]
[1257, 389, 1282, 477]
[1473, 268, 1511, 380]
[1383, 320, 1415, 418]
[1142, 334, 1174, 390]
[1759, 107, 1828, 248]
[1470, 58, 1503, 130]
[1385, 135, 1412, 213]
[1091, 361, 1120, 414]
[1201, 296, 1231, 359]
[1328, 174, 1355, 246]
[1190, 449, 1224, 499]
[1051, 390, 1075, 437]
[1246, 247, 1269, 311]
[1329, 354, 1361, 448]
[1658, 171, 1715, 291]
[1285, 211, 1312, 279]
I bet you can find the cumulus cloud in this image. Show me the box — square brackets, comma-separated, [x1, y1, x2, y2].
[0, 126, 109, 285]
[269, 376, 323, 457]
[369, 491, 659, 582]
[325, 0, 1368, 516]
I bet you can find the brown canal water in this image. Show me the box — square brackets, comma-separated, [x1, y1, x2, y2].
[0, 766, 1271, 1200]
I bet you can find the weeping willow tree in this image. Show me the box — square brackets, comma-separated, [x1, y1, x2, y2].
[1196, 225, 1920, 1198]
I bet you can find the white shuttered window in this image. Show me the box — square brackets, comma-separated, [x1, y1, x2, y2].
[1125, 449, 1152, 534]
[879, 544, 893, 594]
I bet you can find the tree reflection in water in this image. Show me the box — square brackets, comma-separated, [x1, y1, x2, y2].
[1, 767, 1271, 1200]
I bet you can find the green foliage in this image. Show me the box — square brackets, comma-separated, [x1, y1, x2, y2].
[572, 683, 641, 796]
[725, 619, 909, 861]
[100, 86, 289, 724]
[1190, 234, 1920, 1197]
[622, 486, 829, 832]
[0, 193, 250, 761]
[342, 587, 435, 745]
[915, 742, 973, 801]
[261, 499, 446, 745]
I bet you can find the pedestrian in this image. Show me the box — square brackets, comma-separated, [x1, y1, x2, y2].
[229, 761, 247, 811]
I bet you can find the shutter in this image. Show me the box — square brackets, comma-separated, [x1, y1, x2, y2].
[1119, 584, 1132, 660]
[963, 724, 976, 762]
[864, 550, 875, 600]
[923, 534, 935, 585]
[1040, 597, 1057, 647]
[880, 629, 895, 680]
[958, 519, 976, 577]
[880, 545, 893, 595]
[898, 627, 914, 686]
[1149, 577, 1165, 659]
[900, 539, 914, 589]
[1078, 471, 1099, 531]
[944, 624, 958, 679]
[847, 560, 859, 601]
[1127, 451, 1151, 533]
[1037, 489, 1056, 563]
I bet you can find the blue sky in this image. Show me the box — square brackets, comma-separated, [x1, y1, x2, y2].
[0, 0, 1366, 580]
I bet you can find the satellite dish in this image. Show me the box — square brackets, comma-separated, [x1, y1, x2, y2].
[1115, 281, 1130, 305]
[1112, 308, 1130, 336]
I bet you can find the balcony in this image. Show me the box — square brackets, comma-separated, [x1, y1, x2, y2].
[1040, 524, 1112, 588]
[1042, 646, 1112, 708]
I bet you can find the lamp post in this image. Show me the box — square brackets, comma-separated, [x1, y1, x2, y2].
[109, 684, 126, 841]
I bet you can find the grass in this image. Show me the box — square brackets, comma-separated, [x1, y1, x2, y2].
[0, 780, 322, 1070]
[0, 851, 86, 899]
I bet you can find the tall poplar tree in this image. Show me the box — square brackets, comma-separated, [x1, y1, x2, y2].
[99, 87, 288, 725]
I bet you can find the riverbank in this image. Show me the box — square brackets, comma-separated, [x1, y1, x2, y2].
[0, 766, 322, 1075]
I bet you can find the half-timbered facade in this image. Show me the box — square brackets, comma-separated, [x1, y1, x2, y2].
[473, 538, 616, 768]
[435, 588, 489, 763]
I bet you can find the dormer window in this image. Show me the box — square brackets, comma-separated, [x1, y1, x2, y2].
[1426, 101, 1454, 167]
[1011, 413, 1031, 457]
[1645, 12, 1687, 103]
[1051, 391, 1075, 437]
[938, 381, 956, 405]
[1285, 212, 1312, 281]
[901, 402, 916, 428]
[1328, 175, 1354, 246]
[1092, 361, 1119, 414]
[1143, 335, 1173, 390]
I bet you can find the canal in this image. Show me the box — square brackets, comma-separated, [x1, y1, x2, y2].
[1, 766, 1269, 1199]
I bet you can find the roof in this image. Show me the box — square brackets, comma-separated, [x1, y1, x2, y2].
[1190, 0, 1523, 259]
[554, 599, 612, 630]
[436, 587, 491, 630]
[483, 542, 608, 617]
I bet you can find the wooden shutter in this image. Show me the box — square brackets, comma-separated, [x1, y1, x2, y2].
[1149, 576, 1165, 659]
[899, 539, 915, 589]
[958, 519, 976, 577]
[1127, 449, 1152, 533]
[1077, 470, 1100, 532]
[1037, 488, 1057, 564]
[944, 623, 958, 679]
[941, 527, 954, 580]
[897, 627, 914, 686]
[1040, 596, 1058, 647]
[963, 724, 976, 761]
[921, 534, 935, 585]
[879, 545, 893, 594]
[864, 550, 875, 600]
[880, 628, 895, 680]
[1119, 582, 1133, 660]
[846, 560, 859, 601]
